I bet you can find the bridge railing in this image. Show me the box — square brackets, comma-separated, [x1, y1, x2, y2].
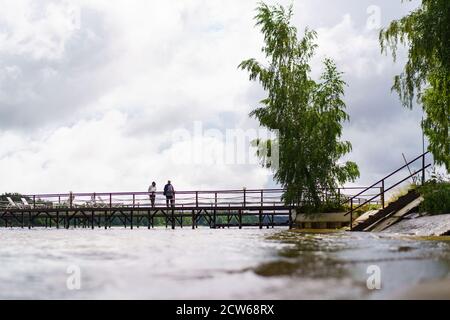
[344, 151, 432, 230]
[0, 187, 382, 210]
[21, 189, 288, 209]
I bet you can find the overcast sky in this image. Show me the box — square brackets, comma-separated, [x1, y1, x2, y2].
[0, 0, 424, 194]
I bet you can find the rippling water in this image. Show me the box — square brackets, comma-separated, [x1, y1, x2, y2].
[1, 228, 450, 299]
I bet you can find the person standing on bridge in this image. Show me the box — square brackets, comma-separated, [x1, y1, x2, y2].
[163, 180, 175, 207]
[148, 181, 156, 207]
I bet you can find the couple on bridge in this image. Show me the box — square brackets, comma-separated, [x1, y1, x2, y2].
[148, 180, 175, 208]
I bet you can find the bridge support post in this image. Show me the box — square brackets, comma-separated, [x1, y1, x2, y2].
[151, 211, 155, 229]
[272, 211, 275, 228]
[130, 210, 134, 230]
[165, 212, 168, 228]
[238, 209, 242, 229]
[171, 209, 175, 230]
[91, 211, 95, 230]
[259, 210, 262, 229]
[289, 209, 293, 229]
[56, 211, 59, 229]
[422, 152, 426, 185]
[192, 210, 195, 229]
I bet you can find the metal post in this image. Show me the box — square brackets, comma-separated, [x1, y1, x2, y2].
[350, 198, 353, 231]
[195, 192, 199, 207]
[272, 211, 275, 229]
[130, 210, 133, 229]
[259, 190, 263, 229]
[289, 209, 293, 229]
[238, 209, 242, 229]
[381, 180, 385, 209]
[422, 153, 426, 185]
[171, 209, 175, 230]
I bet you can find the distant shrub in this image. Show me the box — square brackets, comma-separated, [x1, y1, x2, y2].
[0, 193, 27, 202]
[297, 200, 346, 214]
[419, 181, 450, 215]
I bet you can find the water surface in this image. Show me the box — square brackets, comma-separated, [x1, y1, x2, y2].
[1, 228, 449, 299]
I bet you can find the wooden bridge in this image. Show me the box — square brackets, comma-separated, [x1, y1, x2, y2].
[0, 189, 295, 229]
[0, 186, 414, 230]
[0, 187, 375, 230]
[0, 152, 431, 231]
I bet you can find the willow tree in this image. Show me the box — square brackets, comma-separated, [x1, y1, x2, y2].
[380, 0, 450, 171]
[239, 3, 359, 208]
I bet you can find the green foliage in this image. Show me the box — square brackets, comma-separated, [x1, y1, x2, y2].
[0, 193, 28, 202]
[239, 3, 359, 207]
[297, 200, 346, 214]
[380, 0, 450, 171]
[419, 180, 450, 215]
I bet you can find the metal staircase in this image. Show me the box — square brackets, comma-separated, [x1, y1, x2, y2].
[343, 151, 431, 231]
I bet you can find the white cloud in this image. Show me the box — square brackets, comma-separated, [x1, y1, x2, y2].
[0, 0, 80, 60]
[0, 0, 426, 194]
[315, 14, 387, 78]
[0, 110, 269, 193]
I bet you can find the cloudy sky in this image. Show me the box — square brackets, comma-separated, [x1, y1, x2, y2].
[0, 0, 424, 194]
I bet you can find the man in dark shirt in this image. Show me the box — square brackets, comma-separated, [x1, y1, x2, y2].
[163, 180, 175, 207]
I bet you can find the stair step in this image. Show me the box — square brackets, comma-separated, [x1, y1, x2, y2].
[352, 189, 420, 232]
